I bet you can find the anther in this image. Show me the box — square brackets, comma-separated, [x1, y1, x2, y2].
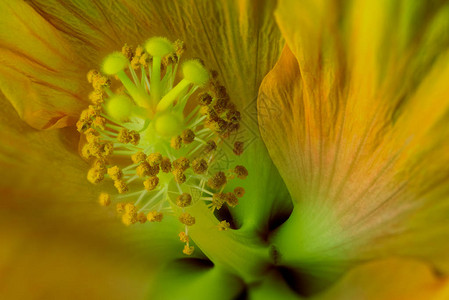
[176, 193, 192, 207]
[173, 157, 190, 172]
[137, 212, 147, 224]
[179, 232, 189, 243]
[147, 211, 164, 222]
[225, 192, 239, 207]
[143, 176, 159, 191]
[173, 169, 186, 184]
[234, 187, 245, 198]
[147, 153, 162, 166]
[116, 202, 126, 213]
[179, 213, 195, 226]
[181, 129, 195, 144]
[234, 165, 248, 180]
[233, 141, 244, 156]
[114, 179, 129, 194]
[87, 168, 104, 184]
[217, 221, 231, 231]
[107, 166, 123, 181]
[160, 157, 172, 173]
[198, 92, 213, 106]
[183, 245, 195, 256]
[121, 43, 134, 61]
[204, 140, 217, 153]
[131, 151, 147, 164]
[207, 172, 227, 190]
[170, 136, 183, 150]
[211, 193, 226, 210]
[98, 193, 111, 206]
[192, 158, 208, 174]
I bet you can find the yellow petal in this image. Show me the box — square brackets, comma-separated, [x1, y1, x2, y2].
[9, 0, 283, 130]
[314, 258, 449, 300]
[259, 0, 449, 288]
[0, 0, 95, 129]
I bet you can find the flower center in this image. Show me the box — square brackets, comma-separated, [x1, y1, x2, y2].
[76, 38, 248, 256]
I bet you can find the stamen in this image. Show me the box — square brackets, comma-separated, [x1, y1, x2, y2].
[78, 37, 248, 256]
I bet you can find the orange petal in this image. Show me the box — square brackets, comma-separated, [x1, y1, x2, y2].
[314, 258, 449, 300]
[259, 0, 449, 286]
[0, 0, 94, 129]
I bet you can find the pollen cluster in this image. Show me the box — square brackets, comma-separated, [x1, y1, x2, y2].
[77, 38, 248, 255]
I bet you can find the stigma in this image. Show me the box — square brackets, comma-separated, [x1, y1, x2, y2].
[76, 38, 247, 255]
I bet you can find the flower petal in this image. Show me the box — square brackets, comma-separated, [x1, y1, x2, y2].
[314, 258, 449, 300]
[15, 0, 283, 129]
[259, 0, 449, 288]
[0, 0, 95, 129]
[0, 94, 183, 296]
[151, 260, 245, 299]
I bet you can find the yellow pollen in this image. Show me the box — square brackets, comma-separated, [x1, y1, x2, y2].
[143, 176, 159, 191]
[198, 92, 213, 106]
[179, 212, 195, 226]
[176, 193, 192, 207]
[147, 152, 162, 166]
[172, 169, 187, 184]
[173, 157, 190, 172]
[234, 165, 249, 180]
[107, 166, 123, 181]
[217, 221, 231, 231]
[211, 193, 226, 211]
[183, 245, 195, 256]
[136, 162, 159, 177]
[122, 212, 137, 226]
[98, 193, 111, 206]
[78, 38, 248, 256]
[181, 129, 195, 144]
[234, 187, 245, 198]
[116, 202, 126, 213]
[233, 141, 244, 156]
[121, 43, 134, 60]
[225, 192, 239, 208]
[160, 157, 172, 173]
[114, 179, 128, 194]
[179, 232, 190, 243]
[191, 158, 208, 174]
[87, 168, 104, 184]
[147, 211, 164, 222]
[131, 151, 147, 164]
[207, 172, 227, 190]
[170, 136, 183, 150]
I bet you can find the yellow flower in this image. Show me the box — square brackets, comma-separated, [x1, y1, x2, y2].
[0, 0, 287, 298]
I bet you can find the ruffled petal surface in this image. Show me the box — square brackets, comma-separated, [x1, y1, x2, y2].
[258, 0, 449, 289]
